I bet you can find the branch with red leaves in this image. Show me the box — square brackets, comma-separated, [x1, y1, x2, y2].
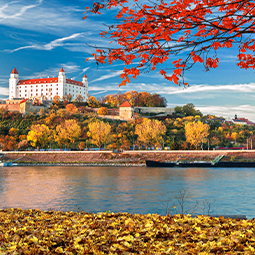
[84, 0, 255, 87]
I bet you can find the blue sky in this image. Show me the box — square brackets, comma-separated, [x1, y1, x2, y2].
[1, 0, 255, 121]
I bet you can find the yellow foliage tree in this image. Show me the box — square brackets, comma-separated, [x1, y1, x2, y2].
[135, 118, 166, 148]
[185, 121, 210, 150]
[55, 119, 81, 150]
[53, 95, 60, 104]
[87, 96, 99, 108]
[97, 107, 109, 115]
[88, 120, 111, 150]
[27, 124, 50, 150]
[66, 104, 78, 114]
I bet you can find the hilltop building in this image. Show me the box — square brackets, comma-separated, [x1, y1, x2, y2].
[119, 101, 134, 120]
[9, 67, 88, 102]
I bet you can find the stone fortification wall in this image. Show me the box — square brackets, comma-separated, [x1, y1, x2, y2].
[134, 107, 175, 115]
[0, 103, 20, 112]
[20, 100, 45, 115]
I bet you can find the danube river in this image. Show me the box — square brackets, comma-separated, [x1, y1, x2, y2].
[0, 166, 254, 218]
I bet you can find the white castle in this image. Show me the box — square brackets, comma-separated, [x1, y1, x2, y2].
[9, 67, 88, 102]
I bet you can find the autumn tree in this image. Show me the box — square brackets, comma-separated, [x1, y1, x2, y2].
[85, 0, 255, 86]
[66, 104, 78, 114]
[55, 120, 81, 150]
[53, 95, 60, 105]
[74, 94, 84, 104]
[0, 135, 17, 151]
[88, 120, 111, 150]
[135, 118, 166, 148]
[97, 107, 109, 115]
[63, 94, 73, 103]
[78, 141, 86, 150]
[27, 124, 50, 150]
[87, 96, 99, 108]
[185, 121, 210, 150]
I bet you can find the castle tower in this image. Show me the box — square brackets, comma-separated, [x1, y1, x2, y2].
[119, 101, 134, 120]
[58, 67, 66, 99]
[82, 74, 88, 101]
[9, 67, 19, 100]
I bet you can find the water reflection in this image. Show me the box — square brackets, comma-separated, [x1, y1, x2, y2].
[0, 166, 255, 218]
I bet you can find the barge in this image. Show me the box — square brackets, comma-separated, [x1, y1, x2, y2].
[146, 155, 255, 167]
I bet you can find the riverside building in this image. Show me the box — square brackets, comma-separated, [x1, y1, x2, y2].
[9, 67, 88, 102]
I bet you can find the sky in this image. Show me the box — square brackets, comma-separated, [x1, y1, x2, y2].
[1, 0, 255, 121]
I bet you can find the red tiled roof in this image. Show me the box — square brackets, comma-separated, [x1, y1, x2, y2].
[83, 74, 87, 78]
[11, 67, 18, 74]
[60, 67, 65, 72]
[119, 101, 132, 107]
[233, 118, 248, 122]
[19, 99, 28, 104]
[66, 78, 83, 86]
[17, 77, 85, 87]
[18, 77, 58, 85]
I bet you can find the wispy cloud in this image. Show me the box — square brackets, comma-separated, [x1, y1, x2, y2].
[0, 87, 9, 96]
[22, 63, 81, 79]
[90, 71, 123, 83]
[197, 105, 255, 122]
[0, 1, 109, 36]
[121, 83, 255, 95]
[0, 0, 43, 20]
[6, 33, 84, 53]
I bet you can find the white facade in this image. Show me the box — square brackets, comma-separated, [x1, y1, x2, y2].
[9, 67, 88, 102]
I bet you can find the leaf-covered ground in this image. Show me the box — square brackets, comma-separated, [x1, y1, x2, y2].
[0, 208, 255, 254]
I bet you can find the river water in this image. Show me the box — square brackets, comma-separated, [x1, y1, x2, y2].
[0, 166, 254, 218]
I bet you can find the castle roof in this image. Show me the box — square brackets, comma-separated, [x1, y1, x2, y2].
[119, 101, 132, 107]
[60, 67, 65, 72]
[18, 77, 58, 85]
[18, 77, 84, 87]
[11, 67, 18, 74]
[83, 74, 87, 78]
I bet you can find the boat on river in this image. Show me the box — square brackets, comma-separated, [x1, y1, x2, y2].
[146, 160, 255, 167]
[146, 155, 255, 167]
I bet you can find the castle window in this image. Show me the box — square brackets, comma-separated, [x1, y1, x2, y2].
[56, 92, 58, 95]
[25, 94, 27, 97]
[25, 86, 27, 88]
[46, 88, 48, 91]
[56, 88, 58, 90]
[25, 90, 27, 92]
[36, 93, 38, 96]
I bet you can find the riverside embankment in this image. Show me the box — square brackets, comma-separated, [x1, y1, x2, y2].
[2, 150, 255, 166]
